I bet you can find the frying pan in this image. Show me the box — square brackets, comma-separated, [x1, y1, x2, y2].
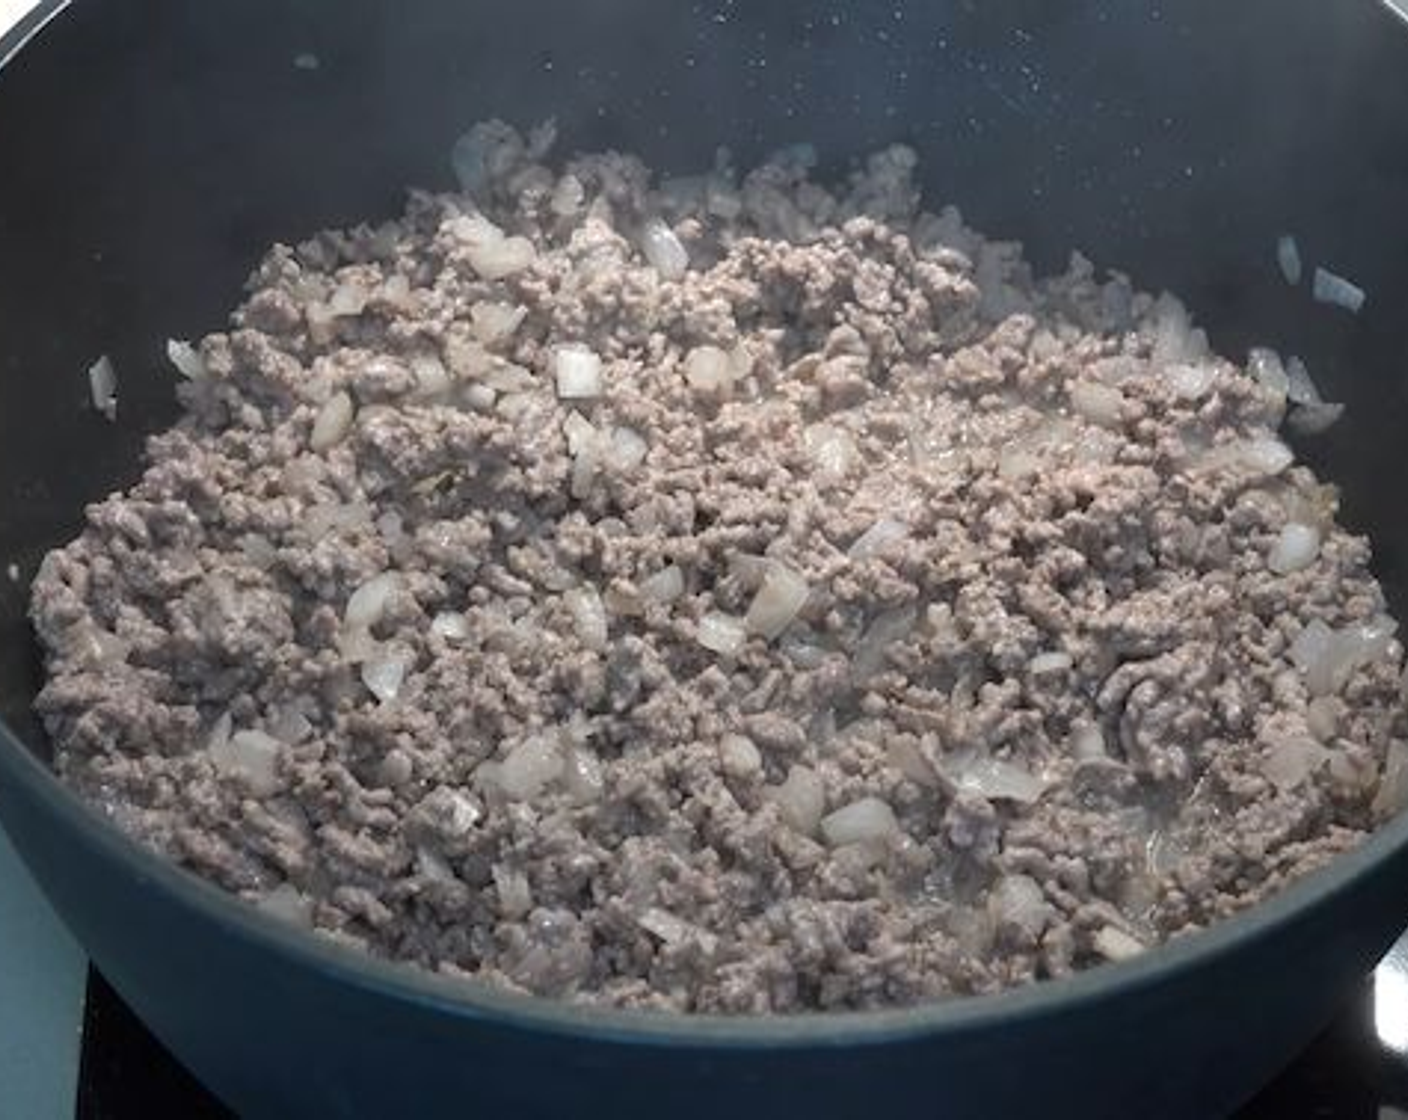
[3, 1, 1408, 1116]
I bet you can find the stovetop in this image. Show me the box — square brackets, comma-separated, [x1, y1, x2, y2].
[3, 828, 1408, 1119]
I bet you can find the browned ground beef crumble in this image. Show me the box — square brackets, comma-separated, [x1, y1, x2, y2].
[30, 123, 1407, 1012]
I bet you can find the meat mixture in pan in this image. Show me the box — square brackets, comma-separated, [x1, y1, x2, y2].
[30, 123, 1408, 1012]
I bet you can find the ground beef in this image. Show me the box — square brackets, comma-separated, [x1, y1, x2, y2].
[29, 122, 1408, 1013]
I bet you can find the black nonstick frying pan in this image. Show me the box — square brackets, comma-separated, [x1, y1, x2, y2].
[3, 1, 1408, 1116]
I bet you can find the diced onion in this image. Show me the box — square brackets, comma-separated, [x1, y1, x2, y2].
[475, 236, 537, 281]
[607, 427, 649, 471]
[557, 743, 602, 805]
[1069, 381, 1123, 428]
[1150, 293, 1209, 367]
[257, 883, 313, 926]
[414, 846, 458, 886]
[640, 565, 686, 604]
[803, 423, 860, 482]
[492, 865, 533, 917]
[769, 765, 825, 835]
[310, 391, 355, 451]
[950, 755, 1045, 804]
[683, 346, 734, 395]
[1372, 741, 1408, 819]
[166, 339, 208, 380]
[462, 383, 497, 412]
[1267, 523, 1321, 574]
[718, 734, 762, 777]
[563, 746, 605, 804]
[496, 735, 564, 801]
[430, 612, 471, 642]
[554, 345, 603, 399]
[1229, 435, 1294, 475]
[562, 410, 600, 456]
[640, 218, 689, 280]
[551, 175, 585, 217]
[1286, 402, 1345, 436]
[1263, 736, 1327, 791]
[345, 572, 404, 630]
[638, 908, 715, 954]
[848, 518, 909, 560]
[444, 338, 496, 381]
[210, 729, 282, 796]
[1305, 697, 1340, 742]
[1312, 266, 1366, 314]
[1166, 363, 1217, 400]
[469, 301, 527, 346]
[852, 605, 918, 682]
[410, 355, 451, 398]
[744, 564, 810, 640]
[415, 786, 482, 836]
[697, 611, 747, 656]
[448, 215, 537, 280]
[1276, 234, 1303, 286]
[328, 285, 367, 318]
[266, 705, 313, 744]
[1284, 356, 1323, 406]
[564, 585, 609, 651]
[362, 647, 413, 704]
[88, 355, 118, 421]
[887, 738, 939, 786]
[1247, 348, 1290, 398]
[379, 274, 413, 309]
[1093, 926, 1146, 962]
[569, 451, 597, 500]
[450, 124, 507, 194]
[820, 797, 899, 847]
[1290, 615, 1398, 697]
[988, 875, 1049, 940]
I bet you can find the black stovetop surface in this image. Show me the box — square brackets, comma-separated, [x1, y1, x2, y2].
[72, 968, 1408, 1119]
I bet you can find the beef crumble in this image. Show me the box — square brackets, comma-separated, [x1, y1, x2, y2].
[29, 123, 1408, 1012]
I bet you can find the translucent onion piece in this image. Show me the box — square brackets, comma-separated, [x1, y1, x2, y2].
[430, 612, 471, 642]
[166, 339, 208, 380]
[639, 565, 686, 604]
[1276, 234, 1303, 285]
[697, 611, 747, 656]
[564, 585, 609, 651]
[310, 391, 355, 451]
[1312, 266, 1366, 314]
[88, 355, 117, 421]
[820, 797, 899, 847]
[640, 218, 689, 280]
[769, 765, 825, 836]
[554, 345, 604, 399]
[362, 647, 413, 704]
[1267, 523, 1321, 575]
[745, 564, 810, 640]
[345, 572, 404, 630]
[210, 729, 282, 796]
[497, 735, 564, 801]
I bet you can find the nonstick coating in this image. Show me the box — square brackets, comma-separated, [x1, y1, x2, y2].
[3, 1, 1408, 1116]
